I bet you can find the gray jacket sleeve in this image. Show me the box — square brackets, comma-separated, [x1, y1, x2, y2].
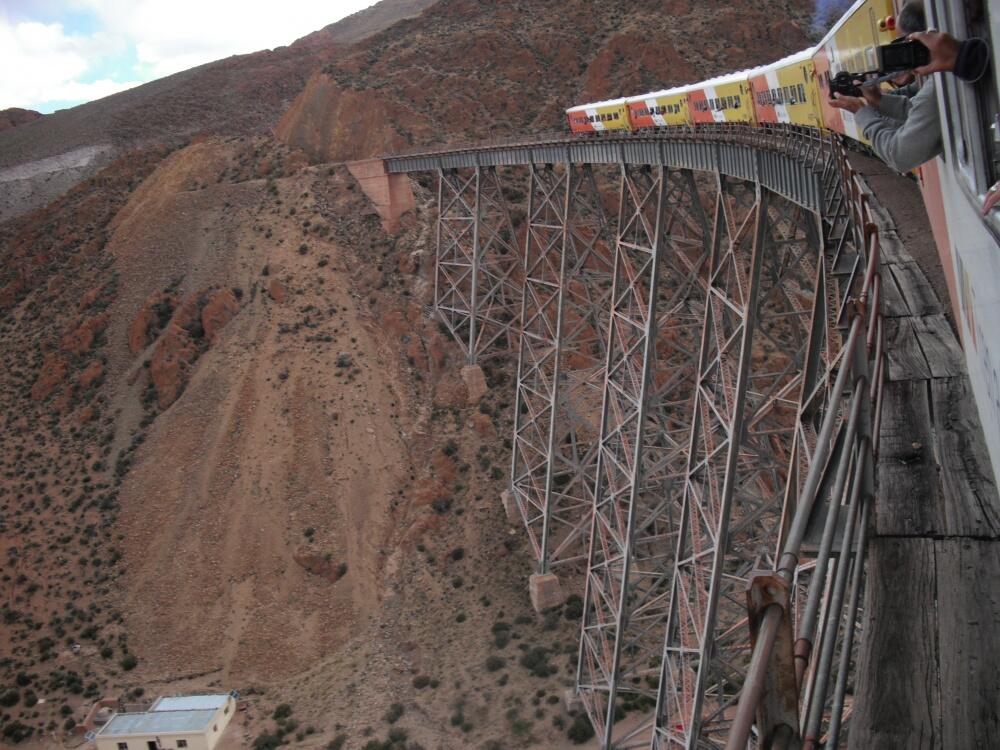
[875, 82, 919, 120]
[855, 79, 943, 173]
[876, 93, 911, 121]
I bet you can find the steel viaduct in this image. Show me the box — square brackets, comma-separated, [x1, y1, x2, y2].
[347, 124, 1000, 749]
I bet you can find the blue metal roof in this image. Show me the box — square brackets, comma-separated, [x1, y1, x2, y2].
[97, 709, 216, 736]
[151, 694, 230, 712]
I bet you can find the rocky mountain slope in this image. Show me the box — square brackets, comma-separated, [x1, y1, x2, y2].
[278, 0, 814, 161]
[0, 109, 41, 132]
[0, 1, 442, 224]
[0, 1, 815, 747]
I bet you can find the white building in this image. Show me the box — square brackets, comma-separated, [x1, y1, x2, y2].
[94, 694, 236, 750]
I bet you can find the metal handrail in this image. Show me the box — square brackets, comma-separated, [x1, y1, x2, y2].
[381, 123, 837, 167]
[726, 145, 884, 750]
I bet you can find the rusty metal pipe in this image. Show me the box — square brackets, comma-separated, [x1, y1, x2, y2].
[794, 383, 865, 687]
[779, 313, 863, 578]
[827, 490, 871, 748]
[771, 724, 795, 750]
[724, 603, 784, 750]
[803, 448, 866, 744]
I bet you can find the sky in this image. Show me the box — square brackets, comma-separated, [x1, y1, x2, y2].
[0, 0, 378, 113]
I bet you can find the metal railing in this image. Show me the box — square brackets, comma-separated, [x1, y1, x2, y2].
[726, 146, 885, 750]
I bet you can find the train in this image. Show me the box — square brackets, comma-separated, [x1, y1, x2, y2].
[566, 0, 901, 138]
[566, 0, 1000, 484]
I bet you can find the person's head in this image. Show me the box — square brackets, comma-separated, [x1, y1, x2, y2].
[897, 1, 927, 35]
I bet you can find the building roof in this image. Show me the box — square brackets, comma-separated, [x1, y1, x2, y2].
[151, 694, 230, 712]
[97, 709, 216, 737]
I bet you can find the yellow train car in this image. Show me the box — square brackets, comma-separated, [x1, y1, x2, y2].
[812, 0, 899, 141]
[749, 48, 825, 129]
[566, 97, 633, 135]
[626, 85, 694, 129]
[688, 72, 755, 125]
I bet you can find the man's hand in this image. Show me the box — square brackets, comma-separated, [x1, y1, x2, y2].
[861, 84, 882, 107]
[910, 31, 961, 75]
[829, 93, 867, 114]
[983, 182, 1000, 217]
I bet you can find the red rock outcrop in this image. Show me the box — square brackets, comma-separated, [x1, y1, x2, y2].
[61, 313, 110, 355]
[0, 107, 41, 131]
[31, 352, 68, 401]
[129, 292, 179, 353]
[275, 74, 411, 163]
[139, 287, 243, 409]
[201, 288, 240, 343]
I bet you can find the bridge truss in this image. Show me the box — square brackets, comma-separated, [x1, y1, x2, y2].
[387, 126, 885, 749]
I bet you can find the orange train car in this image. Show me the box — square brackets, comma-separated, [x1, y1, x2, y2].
[566, 97, 632, 135]
[626, 85, 694, 129]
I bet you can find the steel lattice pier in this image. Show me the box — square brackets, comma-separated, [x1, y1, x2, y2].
[387, 126, 884, 749]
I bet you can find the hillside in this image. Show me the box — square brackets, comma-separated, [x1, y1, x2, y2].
[0, 109, 42, 132]
[277, 0, 814, 161]
[0, 1, 815, 748]
[0, 0, 442, 224]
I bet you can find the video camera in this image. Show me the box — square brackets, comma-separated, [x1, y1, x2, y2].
[829, 39, 931, 98]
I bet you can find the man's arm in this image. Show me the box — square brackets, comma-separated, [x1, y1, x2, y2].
[853, 83, 943, 173]
[911, 31, 991, 82]
[877, 92, 912, 121]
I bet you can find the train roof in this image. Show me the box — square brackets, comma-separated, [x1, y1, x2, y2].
[748, 47, 818, 77]
[694, 69, 755, 89]
[815, 0, 869, 47]
[566, 96, 630, 114]
[624, 84, 696, 103]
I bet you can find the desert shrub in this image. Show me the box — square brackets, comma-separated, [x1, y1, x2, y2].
[326, 735, 347, 750]
[485, 655, 506, 672]
[567, 715, 595, 743]
[384, 702, 404, 724]
[0, 688, 20, 707]
[412, 675, 431, 689]
[120, 653, 138, 671]
[3, 720, 32, 742]
[252, 732, 281, 750]
[273, 703, 293, 720]
[520, 647, 556, 678]
[564, 594, 584, 620]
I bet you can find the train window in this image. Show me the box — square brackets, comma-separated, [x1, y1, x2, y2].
[798, 84, 807, 102]
[935, 0, 998, 194]
[734, 96, 741, 109]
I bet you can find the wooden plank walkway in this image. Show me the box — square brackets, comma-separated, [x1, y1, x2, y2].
[850, 176, 1000, 748]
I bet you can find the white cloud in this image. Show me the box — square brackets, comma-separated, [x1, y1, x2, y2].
[0, 18, 140, 110]
[71, 0, 377, 78]
[1, 1, 378, 111]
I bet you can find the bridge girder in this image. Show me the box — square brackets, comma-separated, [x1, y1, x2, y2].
[424, 130, 880, 749]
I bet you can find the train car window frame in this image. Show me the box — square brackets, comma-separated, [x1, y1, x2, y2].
[934, 0, 996, 196]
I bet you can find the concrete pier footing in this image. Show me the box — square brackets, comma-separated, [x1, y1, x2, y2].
[529, 572, 566, 612]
